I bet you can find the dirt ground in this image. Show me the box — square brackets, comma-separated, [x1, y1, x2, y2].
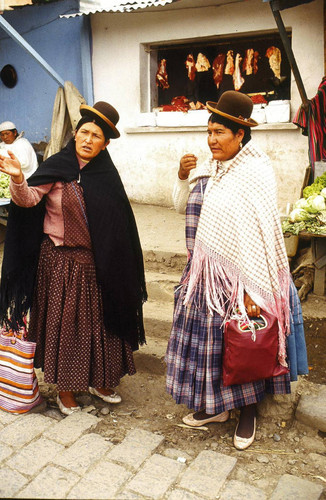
[304, 318, 326, 384]
[37, 303, 326, 499]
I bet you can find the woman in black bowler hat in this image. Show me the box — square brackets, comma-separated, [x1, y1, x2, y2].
[0, 101, 147, 415]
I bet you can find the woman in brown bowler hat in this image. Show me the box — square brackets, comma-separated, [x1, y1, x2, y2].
[166, 91, 308, 450]
[0, 101, 147, 415]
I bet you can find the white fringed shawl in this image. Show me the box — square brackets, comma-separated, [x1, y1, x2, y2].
[183, 141, 291, 366]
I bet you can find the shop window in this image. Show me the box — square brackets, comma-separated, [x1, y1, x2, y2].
[141, 30, 291, 116]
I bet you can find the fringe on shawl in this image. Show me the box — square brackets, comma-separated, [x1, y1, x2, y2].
[182, 244, 291, 367]
[0, 201, 45, 332]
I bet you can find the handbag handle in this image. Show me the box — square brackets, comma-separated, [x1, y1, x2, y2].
[235, 314, 269, 342]
[238, 314, 268, 332]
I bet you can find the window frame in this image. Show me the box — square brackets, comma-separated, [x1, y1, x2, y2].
[140, 28, 292, 115]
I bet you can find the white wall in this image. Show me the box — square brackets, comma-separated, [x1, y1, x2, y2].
[91, 0, 324, 212]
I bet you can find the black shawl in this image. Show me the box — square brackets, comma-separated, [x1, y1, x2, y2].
[0, 139, 147, 351]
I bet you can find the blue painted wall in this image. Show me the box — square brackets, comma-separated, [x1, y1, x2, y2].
[0, 0, 93, 144]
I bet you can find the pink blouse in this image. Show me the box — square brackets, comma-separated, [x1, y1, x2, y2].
[10, 156, 87, 246]
[10, 179, 65, 246]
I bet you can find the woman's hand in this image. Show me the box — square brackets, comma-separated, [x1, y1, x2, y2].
[244, 292, 260, 318]
[178, 154, 197, 180]
[0, 151, 24, 184]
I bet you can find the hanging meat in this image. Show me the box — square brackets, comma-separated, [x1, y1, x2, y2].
[212, 53, 226, 89]
[265, 46, 281, 79]
[185, 54, 196, 81]
[156, 59, 169, 89]
[253, 51, 259, 74]
[195, 53, 211, 72]
[233, 53, 245, 91]
[242, 48, 254, 75]
[224, 50, 235, 75]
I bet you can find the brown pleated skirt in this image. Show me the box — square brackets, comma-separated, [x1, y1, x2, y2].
[28, 237, 136, 391]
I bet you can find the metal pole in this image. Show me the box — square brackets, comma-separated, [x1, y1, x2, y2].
[270, 3, 309, 107]
[0, 15, 65, 87]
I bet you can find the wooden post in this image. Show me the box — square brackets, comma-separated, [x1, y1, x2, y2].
[0, 15, 64, 87]
[269, 3, 309, 108]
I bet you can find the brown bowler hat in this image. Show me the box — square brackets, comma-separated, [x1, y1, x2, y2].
[80, 101, 120, 138]
[206, 91, 258, 127]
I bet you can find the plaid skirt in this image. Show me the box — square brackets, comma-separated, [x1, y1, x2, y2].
[166, 278, 290, 414]
[28, 237, 135, 391]
[166, 177, 290, 414]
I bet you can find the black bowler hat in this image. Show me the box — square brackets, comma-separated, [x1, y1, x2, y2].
[80, 101, 120, 138]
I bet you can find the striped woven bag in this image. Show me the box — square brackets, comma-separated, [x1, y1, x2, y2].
[0, 328, 42, 414]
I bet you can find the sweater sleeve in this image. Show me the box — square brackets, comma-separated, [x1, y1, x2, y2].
[173, 177, 190, 214]
[10, 176, 54, 207]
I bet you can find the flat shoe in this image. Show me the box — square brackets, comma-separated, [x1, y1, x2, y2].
[183, 410, 229, 427]
[233, 416, 256, 450]
[89, 387, 122, 404]
[56, 395, 81, 416]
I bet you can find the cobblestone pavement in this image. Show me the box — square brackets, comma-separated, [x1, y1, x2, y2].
[0, 408, 324, 500]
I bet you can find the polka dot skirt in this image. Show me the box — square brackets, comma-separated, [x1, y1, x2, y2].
[27, 181, 136, 391]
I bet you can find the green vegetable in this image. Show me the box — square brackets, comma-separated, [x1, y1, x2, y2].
[293, 198, 308, 209]
[318, 210, 326, 224]
[282, 218, 326, 235]
[288, 208, 312, 222]
[306, 194, 326, 213]
[282, 220, 306, 235]
[283, 175, 326, 235]
[303, 172, 326, 198]
[0, 173, 10, 199]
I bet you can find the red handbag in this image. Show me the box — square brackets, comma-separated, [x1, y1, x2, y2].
[222, 310, 289, 386]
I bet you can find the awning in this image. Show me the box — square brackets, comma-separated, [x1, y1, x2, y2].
[62, 0, 178, 17]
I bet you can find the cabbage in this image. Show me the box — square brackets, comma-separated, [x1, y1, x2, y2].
[283, 176, 326, 235]
[318, 210, 326, 224]
[294, 198, 308, 209]
[306, 194, 326, 213]
[288, 208, 312, 222]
